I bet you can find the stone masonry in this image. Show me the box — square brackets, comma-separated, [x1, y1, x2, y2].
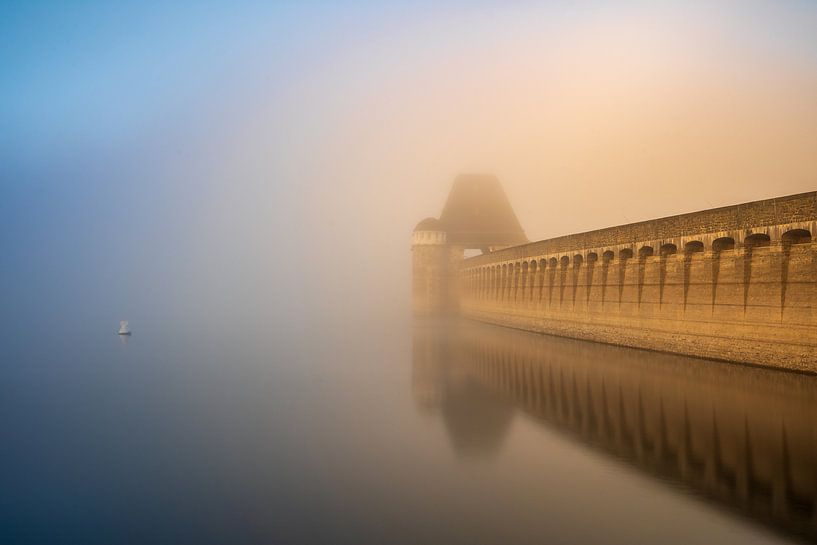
[415, 182, 817, 372]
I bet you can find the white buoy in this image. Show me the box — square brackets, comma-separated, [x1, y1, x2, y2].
[118, 320, 131, 335]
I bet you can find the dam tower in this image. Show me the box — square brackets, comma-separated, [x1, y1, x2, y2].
[411, 174, 527, 313]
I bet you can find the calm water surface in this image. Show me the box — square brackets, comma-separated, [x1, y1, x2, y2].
[2, 315, 816, 544]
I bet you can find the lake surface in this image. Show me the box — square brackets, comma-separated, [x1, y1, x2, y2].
[2, 314, 816, 544]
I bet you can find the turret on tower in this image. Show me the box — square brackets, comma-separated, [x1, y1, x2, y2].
[412, 217, 453, 314]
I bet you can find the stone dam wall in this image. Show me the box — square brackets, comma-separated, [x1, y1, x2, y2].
[457, 192, 817, 372]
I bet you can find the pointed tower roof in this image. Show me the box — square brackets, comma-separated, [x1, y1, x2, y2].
[439, 174, 527, 248]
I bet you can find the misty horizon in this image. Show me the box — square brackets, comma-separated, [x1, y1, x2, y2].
[2, 2, 816, 544]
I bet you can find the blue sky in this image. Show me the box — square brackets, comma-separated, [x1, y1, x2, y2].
[3, 2, 293, 159]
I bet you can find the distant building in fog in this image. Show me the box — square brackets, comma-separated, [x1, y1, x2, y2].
[412, 178, 817, 371]
[411, 174, 527, 313]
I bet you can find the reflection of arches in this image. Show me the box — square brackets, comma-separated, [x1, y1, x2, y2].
[446, 321, 817, 541]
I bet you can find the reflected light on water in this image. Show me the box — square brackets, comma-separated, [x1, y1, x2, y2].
[414, 318, 817, 543]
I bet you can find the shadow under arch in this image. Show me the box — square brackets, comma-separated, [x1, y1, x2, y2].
[637, 246, 654, 307]
[711, 237, 736, 309]
[658, 244, 678, 307]
[780, 229, 812, 314]
[618, 249, 634, 307]
[742, 233, 771, 313]
[683, 241, 705, 311]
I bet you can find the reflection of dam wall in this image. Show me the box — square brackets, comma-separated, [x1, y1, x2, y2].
[457, 192, 817, 371]
[443, 322, 817, 541]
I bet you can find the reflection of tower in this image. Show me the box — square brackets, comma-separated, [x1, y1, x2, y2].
[411, 218, 454, 314]
[411, 318, 514, 458]
[411, 317, 448, 412]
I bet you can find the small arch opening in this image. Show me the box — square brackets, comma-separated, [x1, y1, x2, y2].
[549, 257, 558, 267]
[782, 229, 812, 244]
[659, 243, 677, 256]
[560, 256, 570, 267]
[619, 248, 634, 260]
[573, 254, 584, 266]
[602, 250, 615, 262]
[684, 241, 704, 253]
[638, 246, 654, 258]
[587, 252, 598, 264]
[712, 237, 735, 252]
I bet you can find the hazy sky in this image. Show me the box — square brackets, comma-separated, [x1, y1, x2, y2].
[2, 1, 816, 333]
